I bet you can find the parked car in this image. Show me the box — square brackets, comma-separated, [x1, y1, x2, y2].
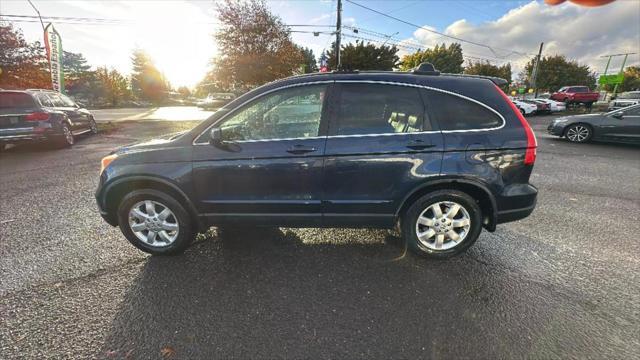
[550, 86, 599, 106]
[96, 63, 538, 259]
[512, 99, 538, 115]
[534, 98, 566, 112]
[547, 103, 640, 144]
[523, 99, 551, 114]
[0, 89, 97, 151]
[197, 93, 237, 109]
[608, 91, 640, 111]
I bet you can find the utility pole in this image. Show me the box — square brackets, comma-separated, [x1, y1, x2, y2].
[335, 0, 342, 70]
[27, 0, 46, 32]
[532, 42, 544, 98]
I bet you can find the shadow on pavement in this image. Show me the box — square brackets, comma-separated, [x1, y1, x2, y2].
[98, 228, 565, 359]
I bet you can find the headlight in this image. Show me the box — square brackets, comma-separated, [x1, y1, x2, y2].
[554, 118, 569, 124]
[100, 154, 118, 174]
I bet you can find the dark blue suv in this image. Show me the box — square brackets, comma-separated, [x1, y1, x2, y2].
[96, 64, 538, 258]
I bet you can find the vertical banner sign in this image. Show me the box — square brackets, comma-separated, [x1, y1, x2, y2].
[44, 23, 65, 93]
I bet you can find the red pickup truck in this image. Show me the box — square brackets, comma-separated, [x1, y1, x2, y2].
[550, 86, 599, 105]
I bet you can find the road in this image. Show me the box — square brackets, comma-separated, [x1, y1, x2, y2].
[1, 113, 639, 358]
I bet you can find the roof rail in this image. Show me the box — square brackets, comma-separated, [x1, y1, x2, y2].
[441, 73, 509, 87]
[25, 88, 54, 92]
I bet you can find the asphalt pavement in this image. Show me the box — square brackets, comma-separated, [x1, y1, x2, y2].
[1, 111, 639, 359]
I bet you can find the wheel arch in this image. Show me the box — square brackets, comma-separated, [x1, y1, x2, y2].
[395, 178, 498, 232]
[102, 175, 203, 231]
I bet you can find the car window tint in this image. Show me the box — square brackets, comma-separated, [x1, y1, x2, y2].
[220, 84, 326, 141]
[335, 84, 425, 135]
[425, 90, 502, 131]
[572, 87, 588, 93]
[59, 94, 76, 107]
[36, 93, 53, 107]
[0, 92, 37, 108]
[46, 93, 67, 107]
[622, 106, 640, 116]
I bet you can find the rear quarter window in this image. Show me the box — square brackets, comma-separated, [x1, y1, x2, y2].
[423, 90, 503, 131]
[0, 92, 37, 108]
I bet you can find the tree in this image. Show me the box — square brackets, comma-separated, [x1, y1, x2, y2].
[176, 86, 191, 98]
[520, 55, 596, 92]
[63, 51, 94, 97]
[464, 61, 512, 84]
[400, 43, 464, 73]
[207, 0, 304, 91]
[602, 66, 640, 92]
[130, 49, 169, 103]
[298, 46, 318, 73]
[0, 22, 50, 89]
[325, 40, 399, 71]
[94, 67, 131, 106]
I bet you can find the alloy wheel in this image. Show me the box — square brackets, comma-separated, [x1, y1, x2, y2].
[415, 201, 471, 251]
[63, 125, 74, 145]
[89, 118, 98, 134]
[566, 125, 590, 142]
[128, 200, 179, 247]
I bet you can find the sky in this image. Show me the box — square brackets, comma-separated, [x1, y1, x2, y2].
[1, 0, 639, 88]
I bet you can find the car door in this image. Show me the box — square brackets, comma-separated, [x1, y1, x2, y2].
[192, 83, 332, 226]
[600, 106, 640, 143]
[47, 92, 88, 131]
[322, 82, 444, 227]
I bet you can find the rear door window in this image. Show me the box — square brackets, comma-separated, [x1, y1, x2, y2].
[36, 93, 54, 107]
[424, 90, 503, 131]
[333, 83, 427, 136]
[0, 92, 37, 108]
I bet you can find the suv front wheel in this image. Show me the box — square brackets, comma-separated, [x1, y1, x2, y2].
[402, 190, 482, 258]
[117, 189, 196, 255]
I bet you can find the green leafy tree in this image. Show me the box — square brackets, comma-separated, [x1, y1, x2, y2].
[94, 67, 131, 106]
[206, 0, 304, 91]
[130, 49, 169, 103]
[464, 61, 512, 84]
[400, 43, 464, 73]
[176, 86, 191, 98]
[0, 22, 50, 89]
[298, 46, 318, 73]
[520, 55, 596, 92]
[325, 40, 399, 71]
[63, 51, 95, 97]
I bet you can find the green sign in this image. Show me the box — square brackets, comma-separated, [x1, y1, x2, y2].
[599, 73, 624, 85]
[518, 88, 526, 94]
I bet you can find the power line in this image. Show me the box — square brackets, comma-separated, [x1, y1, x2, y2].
[344, 0, 536, 58]
[0, 14, 335, 28]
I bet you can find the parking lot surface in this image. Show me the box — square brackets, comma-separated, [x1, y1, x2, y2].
[1, 113, 639, 358]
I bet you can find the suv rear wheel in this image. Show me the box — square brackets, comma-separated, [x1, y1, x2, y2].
[53, 123, 74, 148]
[402, 190, 482, 258]
[117, 189, 195, 255]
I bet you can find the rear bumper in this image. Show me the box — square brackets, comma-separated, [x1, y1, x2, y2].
[496, 184, 537, 224]
[0, 126, 57, 143]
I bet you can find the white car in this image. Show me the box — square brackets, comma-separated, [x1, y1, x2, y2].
[512, 99, 537, 115]
[534, 98, 566, 112]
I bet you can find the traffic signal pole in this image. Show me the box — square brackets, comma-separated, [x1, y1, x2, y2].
[335, 0, 342, 70]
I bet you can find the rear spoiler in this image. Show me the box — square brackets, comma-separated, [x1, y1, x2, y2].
[441, 73, 509, 87]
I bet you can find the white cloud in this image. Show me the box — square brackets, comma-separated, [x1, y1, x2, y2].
[403, 1, 640, 78]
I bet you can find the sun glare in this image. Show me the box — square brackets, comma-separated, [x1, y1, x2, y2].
[124, 1, 216, 88]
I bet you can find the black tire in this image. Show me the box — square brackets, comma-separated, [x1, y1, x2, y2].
[117, 189, 195, 255]
[401, 190, 482, 259]
[52, 123, 74, 148]
[519, 108, 525, 116]
[89, 116, 98, 134]
[564, 123, 592, 143]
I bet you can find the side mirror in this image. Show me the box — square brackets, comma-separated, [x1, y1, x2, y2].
[210, 127, 223, 145]
[611, 113, 623, 119]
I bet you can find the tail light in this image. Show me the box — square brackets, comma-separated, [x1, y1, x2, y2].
[24, 112, 50, 121]
[495, 85, 537, 165]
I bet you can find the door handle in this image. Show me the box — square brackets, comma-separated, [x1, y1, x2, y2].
[406, 140, 436, 150]
[286, 144, 317, 154]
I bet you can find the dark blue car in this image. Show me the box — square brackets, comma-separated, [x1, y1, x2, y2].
[96, 64, 538, 258]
